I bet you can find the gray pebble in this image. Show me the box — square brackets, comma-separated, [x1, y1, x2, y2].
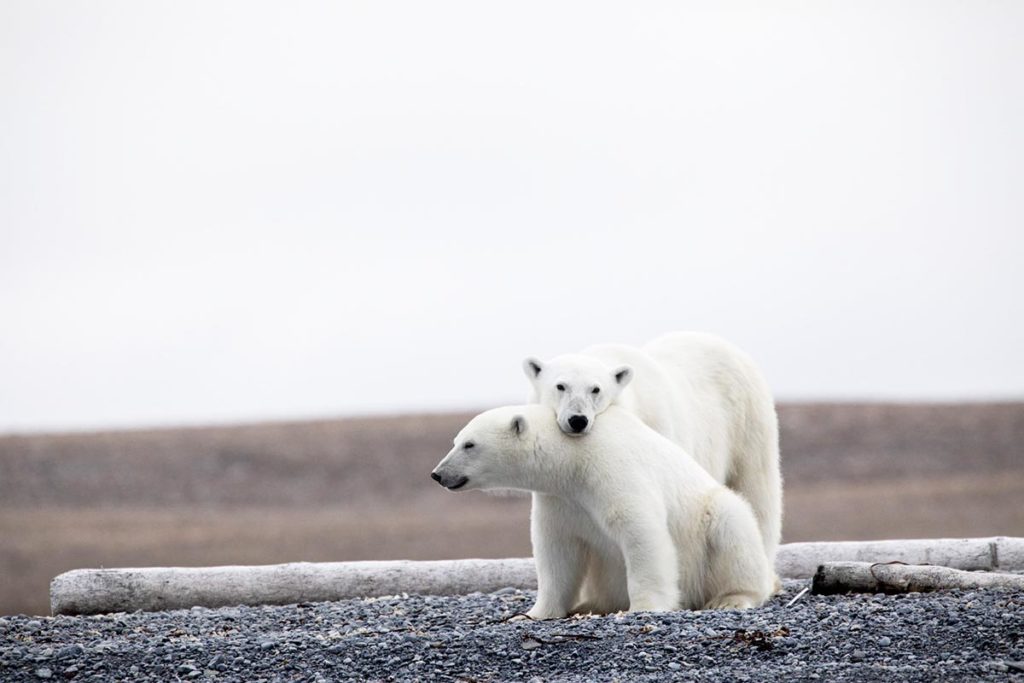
[57, 644, 84, 659]
[0, 581, 1020, 681]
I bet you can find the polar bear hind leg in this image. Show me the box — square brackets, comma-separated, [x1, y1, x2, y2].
[701, 490, 773, 610]
[726, 371, 783, 592]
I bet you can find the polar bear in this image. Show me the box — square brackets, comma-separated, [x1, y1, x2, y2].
[522, 332, 782, 573]
[431, 404, 774, 618]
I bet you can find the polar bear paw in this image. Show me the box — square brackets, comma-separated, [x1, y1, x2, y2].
[704, 593, 757, 610]
[525, 604, 569, 620]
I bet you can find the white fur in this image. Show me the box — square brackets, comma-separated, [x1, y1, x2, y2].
[523, 332, 782, 575]
[431, 404, 774, 618]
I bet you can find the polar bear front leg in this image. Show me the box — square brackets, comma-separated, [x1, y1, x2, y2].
[605, 507, 679, 613]
[527, 493, 587, 620]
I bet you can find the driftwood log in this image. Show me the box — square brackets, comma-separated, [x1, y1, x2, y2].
[776, 536, 1024, 579]
[50, 558, 536, 616]
[50, 536, 1024, 615]
[812, 561, 1024, 595]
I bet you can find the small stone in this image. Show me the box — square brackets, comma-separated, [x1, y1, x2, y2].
[63, 666, 79, 675]
[208, 654, 224, 668]
[35, 669, 52, 679]
[260, 641, 275, 650]
[521, 638, 542, 651]
[668, 662, 682, 670]
[26, 621, 42, 630]
[877, 636, 891, 647]
[57, 645, 84, 660]
[851, 650, 866, 662]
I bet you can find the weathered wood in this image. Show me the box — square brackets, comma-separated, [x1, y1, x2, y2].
[812, 561, 1024, 595]
[50, 558, 537, 616]
[49, 537, 1024, 615]
[776, 536, 1024, 579]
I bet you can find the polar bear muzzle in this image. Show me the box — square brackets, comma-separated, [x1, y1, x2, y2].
[430, 470, 469, 490]
[567, 415, 589, 433]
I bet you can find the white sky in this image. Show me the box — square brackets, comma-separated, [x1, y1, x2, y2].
[1, 1, 1022, 433]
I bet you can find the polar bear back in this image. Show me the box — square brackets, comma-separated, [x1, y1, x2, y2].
[642, 331, 775, 484]
[582, 332, 765, 483]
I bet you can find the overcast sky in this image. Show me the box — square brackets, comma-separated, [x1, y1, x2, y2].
[1, 1, 1021, 433]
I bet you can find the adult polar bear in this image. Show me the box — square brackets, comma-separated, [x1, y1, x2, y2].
[431, 404, 774, 617]
[523, 331, 782, 572]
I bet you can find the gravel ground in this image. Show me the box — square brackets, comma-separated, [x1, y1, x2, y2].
[1, 581, 1022, 682]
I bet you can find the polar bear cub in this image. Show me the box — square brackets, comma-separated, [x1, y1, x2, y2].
[431, 404, 774, 618]
[523, 332, 782, 574]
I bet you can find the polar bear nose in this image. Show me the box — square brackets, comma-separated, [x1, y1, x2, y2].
[568, 415, 589, 433]
[430, 471, 443, 484]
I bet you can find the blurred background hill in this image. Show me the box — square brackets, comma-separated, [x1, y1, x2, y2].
[2, 402, 1022, 616]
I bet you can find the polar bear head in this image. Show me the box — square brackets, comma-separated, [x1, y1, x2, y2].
[431, 405, 548, 493]
[522, 353, 633, 436]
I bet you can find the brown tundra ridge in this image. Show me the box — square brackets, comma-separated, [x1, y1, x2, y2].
[1, 402, 1022, 616]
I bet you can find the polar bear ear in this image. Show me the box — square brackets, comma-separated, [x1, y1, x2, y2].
[510, 414, 527, 436]
[522, 357, 544, 380]
[612, 365, 634, 388]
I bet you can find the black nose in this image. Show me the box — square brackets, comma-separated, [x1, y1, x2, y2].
[431, 471, 442, 483]
[568, 415, 589, 433]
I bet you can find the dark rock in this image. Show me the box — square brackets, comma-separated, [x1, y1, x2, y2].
[57, 645, 84, 660]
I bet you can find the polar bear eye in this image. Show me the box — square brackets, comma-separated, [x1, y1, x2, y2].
[463, 441, 475, 450]
[591, 387, 600, 395]
[556, 384, 566, 392]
